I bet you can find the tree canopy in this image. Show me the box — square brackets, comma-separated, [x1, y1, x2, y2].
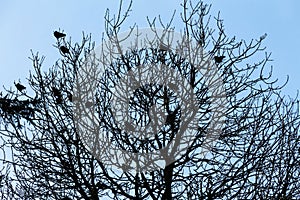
[0, 0, 299, 199]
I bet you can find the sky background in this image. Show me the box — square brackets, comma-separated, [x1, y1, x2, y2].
[0, 0, 299, 98]
[0, 1, 299, 198]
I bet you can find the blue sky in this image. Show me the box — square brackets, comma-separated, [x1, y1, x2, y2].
[0, 0, 299, 98]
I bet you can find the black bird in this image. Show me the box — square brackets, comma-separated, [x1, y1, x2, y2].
[14, 82, 26, 92]
[52, 87, 63, 104]
[56, 97, 63, 104]
[0, 98, 11, 113]
[60, 46, 70, 54]
[214, 55, 225, 63]
[96, 182, 108, 190]
[52, 87, 61, 97]
[54, 31, 66, 39]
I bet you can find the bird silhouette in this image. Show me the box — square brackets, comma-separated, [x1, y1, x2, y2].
[168, 82, 178, 91]
[85, 101, 94, 108]
[214, 56, 225, 63]
[159, 42, 169, 52]
[14, 82, 26, 92]
[56, 97, 63, 104]
[60, 46, 70, 54]
[54, 31, 66, 39]
[96, 182, 108, 190]
[0, 97, 11, 113]
[52, 87, 63, 104]
[124, 120, 135, 132]
[52, 87, 61, 97]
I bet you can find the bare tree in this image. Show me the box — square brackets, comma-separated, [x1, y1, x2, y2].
[0, 0, 299, 199]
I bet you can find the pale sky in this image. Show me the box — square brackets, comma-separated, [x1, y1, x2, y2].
[0, 1, 299, 198]
[0, 0, 299, 97]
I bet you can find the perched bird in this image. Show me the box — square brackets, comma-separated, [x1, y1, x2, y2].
[85, 101, 94, 108]
[60, 46, 70, 54]
[52, 87, 61, 97]
[159, 42, 170, 52]
[55, 97, 63, 104]
[168, 82, 178, 91]
[14, 82, 26, 92]
[124, 120, 135, 132]
[52, 87, 63, 104]
[54, 31, 66, 39]
[96, 182, 108, 190]
[214, 55, 225, 63]
[0, 97, 11, 113]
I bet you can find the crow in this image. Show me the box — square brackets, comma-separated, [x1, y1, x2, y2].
[54, 31, 66, 39]
[14, 82, 26, 92]
[214, 55, 225, 63]
[60, 46, 70, 54]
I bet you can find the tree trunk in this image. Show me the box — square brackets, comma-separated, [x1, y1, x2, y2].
[163, 162, 174, 199]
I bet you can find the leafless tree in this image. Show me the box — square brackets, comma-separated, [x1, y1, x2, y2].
[0, 0, 299, 199]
